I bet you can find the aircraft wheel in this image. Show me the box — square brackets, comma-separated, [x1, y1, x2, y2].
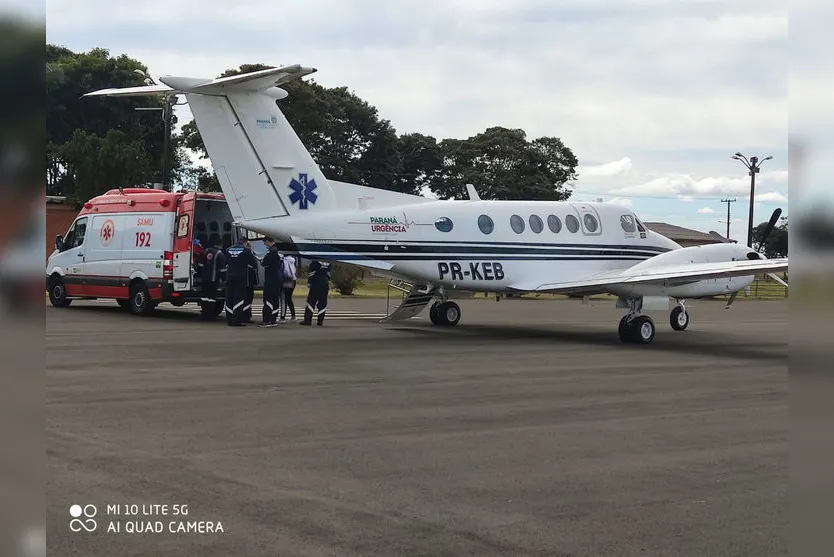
[631, 315, 656, 344]
[429, 302, 442, 325]
[435, 301, 461, 326]
[670, 306, 689, 331]
[618, 315, 630, 339]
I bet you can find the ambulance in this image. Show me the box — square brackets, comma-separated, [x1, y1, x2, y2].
[46, 187, 256, 317]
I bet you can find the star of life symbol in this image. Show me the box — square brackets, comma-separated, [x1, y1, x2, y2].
[288, 173, 318, 210]
[69, 504, 98, 533]
[99, 219, 114, 246]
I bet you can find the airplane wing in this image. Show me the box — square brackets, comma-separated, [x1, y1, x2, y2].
[507, 258, 789, 294]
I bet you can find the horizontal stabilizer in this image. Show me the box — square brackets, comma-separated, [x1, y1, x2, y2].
[83, 65, 316, 99]
[161, 65, 316, 94]
[83, 84, 177, 97]
[509, 257, 789, 294]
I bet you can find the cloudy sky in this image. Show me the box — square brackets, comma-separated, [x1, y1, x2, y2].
[41, 0, 795, 239]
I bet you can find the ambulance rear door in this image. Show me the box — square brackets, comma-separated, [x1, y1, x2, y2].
[173, 194, 195, 291]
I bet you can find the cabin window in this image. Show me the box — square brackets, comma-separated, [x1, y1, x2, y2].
[435, 217, 454, 233]
[565, 214, 579, 233]
[620, 214, 636, 233]
[510, 214, 525, 234]
[547, 214, 562, 233]
[478, 214, 494, 234]
[583, 213, 599, 233]
[529, 214, 544, 234]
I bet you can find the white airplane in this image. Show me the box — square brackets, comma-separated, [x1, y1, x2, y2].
[84, 64, 788, 344]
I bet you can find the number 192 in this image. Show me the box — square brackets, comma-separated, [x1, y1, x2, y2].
[135, 232, 151, 247]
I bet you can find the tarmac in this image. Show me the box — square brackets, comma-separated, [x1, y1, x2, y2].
[47, 296, 787, 556]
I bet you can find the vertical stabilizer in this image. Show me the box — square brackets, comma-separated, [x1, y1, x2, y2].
[84, 65, 338, 223]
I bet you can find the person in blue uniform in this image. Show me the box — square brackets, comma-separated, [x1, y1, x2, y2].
[258, 237, 283, 327]
[224, 239, 258, 327]
[242, 239, 258, 324]
[300, 259, 331, 326]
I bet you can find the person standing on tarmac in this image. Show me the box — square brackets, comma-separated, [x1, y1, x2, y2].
[299, 259, 331, 326]
[281, 252, 298, 321]
[199, 236, 226, 320]
[224, 238, 258, 327]
[258, 237, 284, 327]
[242, 239, 258, 324]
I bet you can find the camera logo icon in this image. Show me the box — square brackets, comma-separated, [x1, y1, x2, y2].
[69, 504, 97, 533]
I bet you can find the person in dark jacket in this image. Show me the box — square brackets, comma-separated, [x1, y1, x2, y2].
[224, 239, 258, 326]
[199, 236, 226, 320]
[242, 239, 258, 323]
[258, 237, 283, 327]
[300, 259, 331, 326]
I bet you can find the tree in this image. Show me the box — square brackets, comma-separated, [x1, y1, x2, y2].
[752, 216, 788, 258]
[46, 46, 183, 199]
[57, 129, 154, 202]
[429, 127, 577, 201]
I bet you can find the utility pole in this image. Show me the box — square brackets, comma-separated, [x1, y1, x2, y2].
[732, 152, 773, 247]
[720, 198, 736, 240]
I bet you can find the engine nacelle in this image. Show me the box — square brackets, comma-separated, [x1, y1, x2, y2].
[611, 243, 761, 299]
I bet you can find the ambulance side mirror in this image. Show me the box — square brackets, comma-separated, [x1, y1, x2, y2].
[55, 235, 64, 252]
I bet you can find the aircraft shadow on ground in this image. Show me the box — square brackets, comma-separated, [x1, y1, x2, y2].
[382, 322, 786, 363]
[51, 305, 786, 364]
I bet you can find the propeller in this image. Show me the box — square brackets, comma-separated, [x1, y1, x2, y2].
[726, 208, 786, 309]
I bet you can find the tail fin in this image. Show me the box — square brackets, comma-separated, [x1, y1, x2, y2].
[84, 65, 337, 223]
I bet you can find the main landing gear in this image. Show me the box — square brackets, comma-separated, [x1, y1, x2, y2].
[429, 299, 461, 327]
[618, 297, 690, 344]
[670, 299, 689, 331]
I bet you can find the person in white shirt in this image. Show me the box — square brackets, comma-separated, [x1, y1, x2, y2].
[281, 253, 298, 321]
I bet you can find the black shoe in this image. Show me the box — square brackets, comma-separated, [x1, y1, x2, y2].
[299, 321, 312, 326]
[317, 322, 324, 326]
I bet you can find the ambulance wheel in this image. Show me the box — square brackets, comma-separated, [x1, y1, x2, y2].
[116, 299, 130, 310]
[170, 298, 185, 307]
[48, 276, 71, 308]
[129, 281, 154, 315]
[435, 301, 461, 326]
[670, 306, 689, 331]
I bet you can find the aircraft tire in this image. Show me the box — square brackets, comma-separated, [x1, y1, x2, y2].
[631, 315, 655, 344]
[670, 306, 689, 331]
[429, 302, 442, 325]
[436, 301, 461, 326]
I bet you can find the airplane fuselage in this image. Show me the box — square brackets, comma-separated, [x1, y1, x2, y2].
[244, 198, 757, 299]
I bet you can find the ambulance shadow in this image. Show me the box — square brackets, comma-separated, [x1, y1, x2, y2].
[383, 322, 786, 363]
[68, 304, 220, 323]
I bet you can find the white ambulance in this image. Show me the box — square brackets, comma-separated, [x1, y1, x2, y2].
[46, 187, 257, 317]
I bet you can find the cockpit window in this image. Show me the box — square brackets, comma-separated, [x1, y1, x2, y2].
[635, 218, 646, 233]
[620, 215, 636, 233]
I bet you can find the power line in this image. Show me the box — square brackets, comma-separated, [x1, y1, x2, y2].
[721, 198, 737, 240]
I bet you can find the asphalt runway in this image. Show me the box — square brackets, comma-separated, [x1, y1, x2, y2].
[47, 296, 787, 556]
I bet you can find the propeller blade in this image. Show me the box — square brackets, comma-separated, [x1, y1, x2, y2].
[768, 273, 789, 288]
[725, 291, 739, 309]
[757, 208, 783, 253]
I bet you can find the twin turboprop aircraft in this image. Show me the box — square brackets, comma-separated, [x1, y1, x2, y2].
[85, 64, 789, 345]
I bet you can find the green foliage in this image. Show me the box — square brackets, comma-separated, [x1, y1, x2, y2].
[752, 216, 788, 258]
[45, 50, 580, 203]
[45, 46, 186, 200]
[329, 263, 364, 295]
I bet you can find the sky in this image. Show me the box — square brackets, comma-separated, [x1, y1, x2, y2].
[38, 0, 797, 240]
